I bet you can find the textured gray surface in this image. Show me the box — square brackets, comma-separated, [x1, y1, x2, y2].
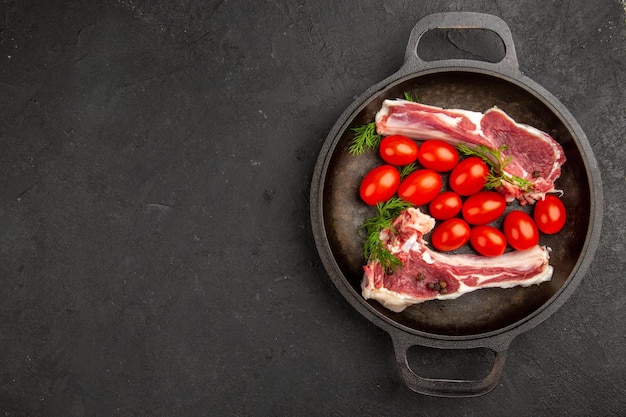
[1, 0, 625, 415]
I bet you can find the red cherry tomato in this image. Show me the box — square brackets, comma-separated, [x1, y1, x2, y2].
[429, 191, 462, 220]
[397, 169, 442, 206]
[503, 211, 539, 251]
[534, 195, 567, 234]
[379, 135, 419, 166]
[462, 191, 507, 225]
[449, 157, 489, 196]
[431, 218, 471, 252]
[417, 140, 459, 172]
[470, 225, 507, 257]
[359, 165, 400, 205]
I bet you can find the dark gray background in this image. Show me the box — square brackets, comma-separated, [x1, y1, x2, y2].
[1, 0, 625, 416]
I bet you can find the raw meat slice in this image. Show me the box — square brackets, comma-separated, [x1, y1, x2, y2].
[374, 100, 566, 204]
[361, 208, 553, 312]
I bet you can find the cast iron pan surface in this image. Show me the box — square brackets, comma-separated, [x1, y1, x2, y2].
[310, 12, 603, 397]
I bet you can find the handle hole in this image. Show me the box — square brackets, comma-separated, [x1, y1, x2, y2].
[407, 345, 495, 380]
[417, 29, 506, 63]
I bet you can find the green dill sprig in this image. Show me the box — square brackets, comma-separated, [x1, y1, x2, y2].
[457, 143, 534, 192]
[403, 91, 420, 102]
[360, 197, 414, 272]
[348, 122, 381, 155]
[399, 163, 418, 179]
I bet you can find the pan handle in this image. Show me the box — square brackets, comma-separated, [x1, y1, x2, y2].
[390, 334, 510, 397]
[403, 12, 519, 73]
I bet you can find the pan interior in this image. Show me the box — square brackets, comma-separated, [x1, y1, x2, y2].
[322, 71, 590, 336]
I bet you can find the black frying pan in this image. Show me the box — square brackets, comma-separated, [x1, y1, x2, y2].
[310, 12, 603, 397]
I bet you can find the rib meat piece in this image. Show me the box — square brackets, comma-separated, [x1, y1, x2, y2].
[374, 99, 566, 204]
[361, 208, 553, 312]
